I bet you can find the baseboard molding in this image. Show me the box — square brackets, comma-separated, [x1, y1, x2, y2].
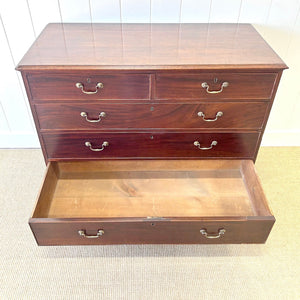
[0, 132, 40, 148]
[261, 130, 300, 146]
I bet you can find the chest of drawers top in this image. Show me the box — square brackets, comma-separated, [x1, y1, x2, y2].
[16, 23, 286, 71]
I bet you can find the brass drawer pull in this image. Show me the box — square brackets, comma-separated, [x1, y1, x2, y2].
[198, 111, 223, 122]
[85, 141, 109, 151]
[201, 81, 229, 94]
[80, 111, 106, 123]
[194, 140, 217, 150]
[200, 228, 225, 239]
[76, 82, 103, 94]
[78, 229, 104, 238]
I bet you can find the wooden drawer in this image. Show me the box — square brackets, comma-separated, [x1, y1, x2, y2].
[35, 102, 268, 130]
[27, 72, 150, 101]
[155, 73, 277, 100]
[42, 132, 259, 159]
[29, 160, 275, 245]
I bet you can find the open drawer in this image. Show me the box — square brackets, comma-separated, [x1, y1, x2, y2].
[29, 160, 275, 245]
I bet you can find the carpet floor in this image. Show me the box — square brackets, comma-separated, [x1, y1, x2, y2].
[0, 147, 299, 300]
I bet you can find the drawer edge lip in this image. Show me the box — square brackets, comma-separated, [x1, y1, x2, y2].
[29, 215, 275, 224]
[15, 64, 288, 72]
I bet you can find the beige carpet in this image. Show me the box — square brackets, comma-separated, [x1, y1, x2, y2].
[0, 148, 299, 300]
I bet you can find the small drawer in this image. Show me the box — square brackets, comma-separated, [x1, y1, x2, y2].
[27, 72, 150, 101]
[42, 132, 259, 159]
[155, 73, 277, 100]
[29, 160, 275, 245]
[36, 102, 268, 131]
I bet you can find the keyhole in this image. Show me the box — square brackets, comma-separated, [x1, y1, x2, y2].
[213, 78, 218, 83]
[87, 78, 91, 83]
[150, 106, 154, 111]
[150, 135, 154, 140]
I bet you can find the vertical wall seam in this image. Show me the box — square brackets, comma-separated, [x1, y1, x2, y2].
[0, 98, 11, 132]
[89, 0, 93, 23]
[179, 0, 183, 23]
[265, 0, 273, 25]
[150, 0, 152, 23]
[0, 14, 16, 66]
[208, 0, 213, 23]
[119, 0, 123, 23]
[26, 0, 36, 38]
[57, 0, 64, 23]
[285, 0, 300, 57]
[236, 0, 243, 23]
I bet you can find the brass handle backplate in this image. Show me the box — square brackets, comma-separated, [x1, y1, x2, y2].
[198, 111, 223, 122]
[80, 111, 106, 123]
[194, 140, 217, 150]
[78, 229, 104, 238]
[76, 82, 103, 94]
[85, 141, 109, 151]
[200, 228, 225, 239]
[201, 81, 229, 94]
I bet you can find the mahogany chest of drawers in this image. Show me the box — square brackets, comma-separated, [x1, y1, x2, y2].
[17, 23, 287, 245]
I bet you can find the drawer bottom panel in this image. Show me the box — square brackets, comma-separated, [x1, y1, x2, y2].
[42, 132, 260, 159]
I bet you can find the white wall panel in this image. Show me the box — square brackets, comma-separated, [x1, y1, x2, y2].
[0, 102, 9, 132]
[288, 8, 300, 132]
[181, 0, 211, 23]
[263, 0, 300, 57]
[239, 0, 272, 24]
[209, 0, 242, 23]
[256, 0, 300, 141]
[0, 15, 33, 133]
[27, 0, 61, 36]
[90, 0, 121, 23]
[0, 1, 35, 64]
[151, 0, 182, 23]
[59, 0, 91, 22]
[121, 0, 151, 23]
[0, 0, 299, 147]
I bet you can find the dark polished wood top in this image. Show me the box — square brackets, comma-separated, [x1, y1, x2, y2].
[16, 23, 287, 71]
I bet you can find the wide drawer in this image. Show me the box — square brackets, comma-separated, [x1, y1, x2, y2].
[35, 102, 268, 130]
[155, 73, 277, 100]
[29, 160, 275, 245]
[27, 72, 150, 101]
[42, 132, 259, 159]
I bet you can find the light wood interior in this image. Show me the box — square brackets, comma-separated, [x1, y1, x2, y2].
[33, 160, 271, 218]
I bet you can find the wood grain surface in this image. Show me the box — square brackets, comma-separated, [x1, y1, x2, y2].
[35, 102, 269, 131]
[41, 131, 259, 159]
[27, 71, 150, 100]
[155, 72, 277, 100]
[16, 23, 287, 70]
[29, 219, 275, 245]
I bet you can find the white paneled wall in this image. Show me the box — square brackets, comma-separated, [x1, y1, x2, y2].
[0, 0, 300, 148]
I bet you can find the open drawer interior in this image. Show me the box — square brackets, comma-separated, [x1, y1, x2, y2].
[32, 160, 273, 219]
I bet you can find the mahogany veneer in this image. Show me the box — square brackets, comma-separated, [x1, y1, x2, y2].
[17, 23, 286, 245]
[42, 132, 259, 159]
[35, 102, 269, 131]
[155, 73, 277, 100]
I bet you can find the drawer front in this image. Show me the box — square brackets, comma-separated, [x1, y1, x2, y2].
[42, 132, 259, 159]
[27, 72, 150, 100]
[29, 219, 275, 245]
[155, 73, 277, 100]
[36, 102, 268, 130]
